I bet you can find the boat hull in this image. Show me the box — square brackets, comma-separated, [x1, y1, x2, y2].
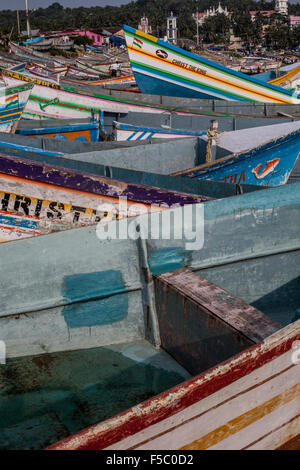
[123, 25, 300, 104]
[173, 130, 300, 187]
[2, 70, 207, 119]
[48, 320, 299, 450]
[0, 83, 33, 132]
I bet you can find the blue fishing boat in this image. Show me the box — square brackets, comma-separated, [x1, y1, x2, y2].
[172, 130, 300, 186]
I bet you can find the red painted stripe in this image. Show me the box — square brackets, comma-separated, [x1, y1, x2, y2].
[0, 209, 38, 220]
[46, 330, 299, 450]
[0, 224, 40, 235]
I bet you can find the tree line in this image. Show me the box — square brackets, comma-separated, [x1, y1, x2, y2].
[0, 0, 299, 49]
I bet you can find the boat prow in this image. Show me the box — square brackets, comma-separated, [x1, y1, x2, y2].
[123, 25, 300, 104]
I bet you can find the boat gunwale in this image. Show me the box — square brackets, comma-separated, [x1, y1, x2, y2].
[46, 318, 300, 450]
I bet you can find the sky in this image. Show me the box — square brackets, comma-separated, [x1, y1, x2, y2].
[0, 0, 132, 10]
[0, 0, 299, 9]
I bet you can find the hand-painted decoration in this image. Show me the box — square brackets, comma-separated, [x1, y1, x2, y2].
[172, 130, 300, 187]
[123, 25, 300, 104]
[0, 82, 33, 132]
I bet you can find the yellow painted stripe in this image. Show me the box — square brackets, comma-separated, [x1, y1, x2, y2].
[133, 29, 158, 43]
[0, 107, 24, 119]
[128, 44, 292, 104]
[269, 65, 300, 86]
[180, 382, 300, 450]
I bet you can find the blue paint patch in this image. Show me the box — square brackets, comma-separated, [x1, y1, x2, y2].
[62, 270, 128, 328]
[54, 135, 68, 140]
[75, 136, 88, 142]
[0, 214, 38, 230]
[148, 247, 190, 275]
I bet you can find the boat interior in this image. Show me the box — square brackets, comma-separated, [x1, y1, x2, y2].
[0, 182, 298, 449]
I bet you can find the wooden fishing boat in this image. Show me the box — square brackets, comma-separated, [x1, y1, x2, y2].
[33, 120, 297, 184]
[3, 68, 300, 121]
[172, 130, 300, 186]
[10, 61, 136, 87]
[0, 82, 33, 133]
[268, 64, 300, 93]
[123, 25, 300, 104]
[0, 152, 210, 243]
[113, 121, 206, 141]
[16, 119, 101, 142]
[112, 115, 300, 142]
[0, 181, 298, 450]
[197, 120, 300, 160]
[1, 69, 218, 120]
[9, 42, 71, 66]
[105, 108, 299, 138]
[26, 39, 54, 52]
[0, 133, 263, 205]
[76, 58, 116, 77]
[76, 58, 131, 77]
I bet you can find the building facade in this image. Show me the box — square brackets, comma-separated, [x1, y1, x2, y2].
[275, 0, 288, 16]
[193, 3, 230, 26]
[290, 15, 300, 28]
[138, 15, 152, 35]
[167, 12, 178, 44]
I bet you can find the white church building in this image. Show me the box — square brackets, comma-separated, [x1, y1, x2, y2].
[193, 1, 289, 27]
[193, 3, 230, 26]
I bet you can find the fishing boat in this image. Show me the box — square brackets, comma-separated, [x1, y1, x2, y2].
[0, 181, 298, 450]
[3, 68, 300, 121]
[34, 120, 297, 184]
[172, 130, 300, 186]
[0, 151, 210, 243]
[112, 113, 300, 142]
[1, 69, 219, 120]
[197, 120, 300, 160]
[123, 25, 300, 104]
[268, 64, 300, 93]
[0, 82, 33, 133]
[24, 39, 54, 52]
[16, 118, 102, 142]
[113, 121, 207, 141]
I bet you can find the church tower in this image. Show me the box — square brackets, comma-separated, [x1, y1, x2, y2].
[166, 12, 178, 44]
[275, 0, 288, 16]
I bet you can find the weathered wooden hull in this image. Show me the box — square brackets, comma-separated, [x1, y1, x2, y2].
[123, 25, 300, 104]
[48, 320, 300, 450]
[2, 69, 209, 120]
[0, 82, 33, 133]
[0, 153, 210, 242]
[173, 130, 300, 186]
[6, 68, 300, 122]
[0, 180, 298, 449]
[113, 121, 206, 141]
[268, 64, 300, 91]
[16, 121, 100, 142]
